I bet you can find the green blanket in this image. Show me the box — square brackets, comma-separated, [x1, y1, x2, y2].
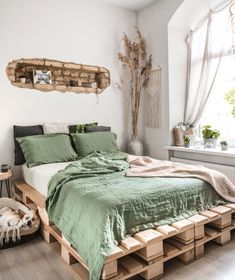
[46, 152, 225, 280]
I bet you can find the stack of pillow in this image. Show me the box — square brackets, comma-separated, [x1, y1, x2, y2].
[14, 123, 119, 167]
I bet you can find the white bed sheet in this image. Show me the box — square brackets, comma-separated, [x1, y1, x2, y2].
[22, 162, 74, 196]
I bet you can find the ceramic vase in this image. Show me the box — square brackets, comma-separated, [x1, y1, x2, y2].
[127, 136, 143, 156]
[20, 77, 26, 83]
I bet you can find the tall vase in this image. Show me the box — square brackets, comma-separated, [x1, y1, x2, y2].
[127, 136, 143, 156]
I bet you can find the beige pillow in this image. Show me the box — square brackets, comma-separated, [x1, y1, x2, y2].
[43, 123, 69, 134]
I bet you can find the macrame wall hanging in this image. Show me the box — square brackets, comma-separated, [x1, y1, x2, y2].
[144, 67, 162, 128]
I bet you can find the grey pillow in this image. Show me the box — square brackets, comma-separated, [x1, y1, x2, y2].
[85, 126, 111, 133]
[13, 125, 43, 165]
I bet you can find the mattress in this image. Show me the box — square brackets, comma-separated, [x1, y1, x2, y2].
[22, 162, 74, 196]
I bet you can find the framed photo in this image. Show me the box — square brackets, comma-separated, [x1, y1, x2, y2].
[33, 70, 52, 85]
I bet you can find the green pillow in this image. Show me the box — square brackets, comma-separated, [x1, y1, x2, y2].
[71, 132, 119, 157]
[17, 134, 78, 167]
[76, 122, 98, 133]
[69, 122, 98, 134]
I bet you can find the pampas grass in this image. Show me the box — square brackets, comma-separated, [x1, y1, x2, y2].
[118, 28, 152, 138]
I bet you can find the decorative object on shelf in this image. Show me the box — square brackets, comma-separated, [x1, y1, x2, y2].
[33, 70, 52, 85]
[183, 135, 191, 148]
[202, 125, 220, 148]
[91, 82, 97, 88]
[173, 122, 195, 147]
[69, 80, 79, 87]
[118, 28, 153, 155]
[6, 58, 110, 94]
[144, 68, 161, 128]
[19, 75, 26, 84]
[220, 141, 228, 151]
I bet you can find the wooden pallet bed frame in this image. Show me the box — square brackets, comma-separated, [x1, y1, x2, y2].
[12, 179, 235, 280]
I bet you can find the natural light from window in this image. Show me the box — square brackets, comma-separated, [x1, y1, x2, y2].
[199, 54, 235, 146]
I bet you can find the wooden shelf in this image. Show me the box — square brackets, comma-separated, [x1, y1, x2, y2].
[6, 58, 110, 94]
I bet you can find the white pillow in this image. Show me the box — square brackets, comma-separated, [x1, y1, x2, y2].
[43, 123, 69, 134]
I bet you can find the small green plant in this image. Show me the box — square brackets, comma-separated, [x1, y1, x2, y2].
[225, 88, 235, 118]
[202, 125, 220, 139]
[220, 141, 228, 146]
[183, 135, 190, 145]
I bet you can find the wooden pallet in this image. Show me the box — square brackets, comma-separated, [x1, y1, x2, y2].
[38, 202, 195, 279]
[189, 205, 235, 259]
[11, 179, 235, 280]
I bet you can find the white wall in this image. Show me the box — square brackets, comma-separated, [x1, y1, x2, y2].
[0, 0, 136, 177]
[138, 0, 184, 159]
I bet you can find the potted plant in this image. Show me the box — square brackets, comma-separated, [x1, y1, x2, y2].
[220, 141, 228, 151]
[202, 125, 220, 148]
[19, 74, 26, 84]
[183, 135, 191, 148]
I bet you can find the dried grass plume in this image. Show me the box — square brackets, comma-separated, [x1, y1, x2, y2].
[118, 28, 152, 138]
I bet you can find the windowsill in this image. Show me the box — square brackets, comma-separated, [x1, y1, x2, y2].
[164, 146, 235, 158]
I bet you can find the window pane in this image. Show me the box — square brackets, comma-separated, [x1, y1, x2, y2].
[199, 55, 235, 146]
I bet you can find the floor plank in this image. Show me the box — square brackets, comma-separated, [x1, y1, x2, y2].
[0, 232, 235, 280]
[0, 236, 74, 280]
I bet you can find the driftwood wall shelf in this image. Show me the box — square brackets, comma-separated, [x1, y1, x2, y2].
[6, 58, 110, 94]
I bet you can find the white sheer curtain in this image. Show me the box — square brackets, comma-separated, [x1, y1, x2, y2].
[184, 0, 232, 126]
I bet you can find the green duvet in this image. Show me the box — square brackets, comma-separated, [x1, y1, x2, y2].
[46, 152, 225, 280]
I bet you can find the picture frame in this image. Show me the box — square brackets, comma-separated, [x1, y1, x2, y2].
[33, 70, 52, 85]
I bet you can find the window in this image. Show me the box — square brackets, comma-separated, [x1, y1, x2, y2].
[199, 53, 235, 146]
[196, 3, 235, 147]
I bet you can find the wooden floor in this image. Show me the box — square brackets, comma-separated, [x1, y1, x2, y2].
[1, 232, 235, 280]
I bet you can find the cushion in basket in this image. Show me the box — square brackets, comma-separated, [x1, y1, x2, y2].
[13, 125, 43, 165]
[17, 134, 78, 167]
[71, 131, 118, 157]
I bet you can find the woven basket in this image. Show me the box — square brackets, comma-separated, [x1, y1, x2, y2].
[173, 123, 194, 146]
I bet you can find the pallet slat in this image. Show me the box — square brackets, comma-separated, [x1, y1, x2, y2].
[171, 219, 193, 231]
[134, 229, 163, 244]
[120, 237, 142, 251]
[188, 214, 208, 226]
[210, 206, 232, 215]
[200, 210, 219, 220]
[119, 256, 144, 274]
[156, 225, 178, 237]
[163, 243, 179, 257]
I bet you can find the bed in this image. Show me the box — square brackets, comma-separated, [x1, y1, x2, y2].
[12, 127, 235, 280]
[22, 161, 74, 196]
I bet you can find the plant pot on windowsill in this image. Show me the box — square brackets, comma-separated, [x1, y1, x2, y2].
[220, 141, 228, 151]
[203, 138, 218, 148]
[183, 135, 191, 148]
[202, 125, 220, 149]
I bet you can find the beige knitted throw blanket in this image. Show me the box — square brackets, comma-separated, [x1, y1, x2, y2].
[126, 155, 235, 203]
